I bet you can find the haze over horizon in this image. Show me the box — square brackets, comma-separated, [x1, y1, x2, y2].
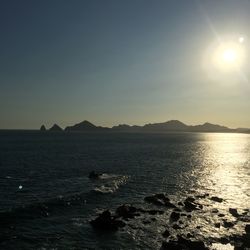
[1, 0, 250, 129]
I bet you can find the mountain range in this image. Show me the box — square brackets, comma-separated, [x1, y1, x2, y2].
[40, 120, 250, 134]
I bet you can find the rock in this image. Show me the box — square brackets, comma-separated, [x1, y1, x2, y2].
[184, 200, 200, 211]
[223, 220, 234, 228]
[144, 195, 165, 206]
[218, 213, 225, 217]
[161, 241, 185, 250]
[210, 196, 223, 203]
[154, 193, 170, 202]
[90, 210, 125, 231]
[243, 232, 250, 247]
[148, 209, 164, 215]
[162, 229, 170, 238]
[245, 224, 250, 234]
[177, 236, 209, 250]
[196, 193, 209, 199]
[215, 223, 221, 228]
[147, 210, 158, 215]
[88, 171, 102, 179]
[165, 201, 177, 208]
[161, 237, 208, 250]
[170, 211, 180, 222]
[142, 220, 151, 225]
[211, 208, 219, 213]
[40, 125, 46, 131]
[174, 208, 182, 212]
[116, 204, 139, 219]
[144, 193, 176, 208]
[229, 208, 240, 217]
[178, 202, 184, 206]
[172, 223, 182, 229]
[186, 197, 196, 203]
[218, 237, 230, 244]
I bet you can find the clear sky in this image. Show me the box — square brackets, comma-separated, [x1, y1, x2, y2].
[1, 0, 249, 129]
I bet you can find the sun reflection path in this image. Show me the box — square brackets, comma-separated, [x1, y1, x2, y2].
[202, 133, 250, 208]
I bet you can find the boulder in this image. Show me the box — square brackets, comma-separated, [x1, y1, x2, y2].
[88, 171, 102, 179]
[172, 223, 182, 229]
[170, 211, 180, 222]
[223, 220, 235, 228]
[161, 237, 208, 250]
[211, 208, 219, 213]
[162, 229, 170, 238]
[229, 208, 240, 217]
[245, 224, 250, 234]
[90, 210, 125, 231]
[184, 200, 200, 211]
[144, 195, 165, 206]
[116, 204, 139, 219]
[177, 236, 209, 250]
[210, 196, 223, 203]
[144, 193, 176, 208]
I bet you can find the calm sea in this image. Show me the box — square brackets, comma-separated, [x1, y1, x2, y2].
[0, 131, 249, 249]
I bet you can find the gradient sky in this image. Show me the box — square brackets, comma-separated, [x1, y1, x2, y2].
[1, 0, 250, 129]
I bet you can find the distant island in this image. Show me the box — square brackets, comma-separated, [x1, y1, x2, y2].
[40, 120, 250, 134]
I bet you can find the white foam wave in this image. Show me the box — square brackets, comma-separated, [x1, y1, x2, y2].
[92, 175, 129, 194]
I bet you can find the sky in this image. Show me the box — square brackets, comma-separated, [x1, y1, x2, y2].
[0, 0, 250, 129]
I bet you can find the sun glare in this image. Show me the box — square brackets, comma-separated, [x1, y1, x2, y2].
[222, 49, 236, 63]
[211, 39, 245, 72]
[203, 35, 247, 81]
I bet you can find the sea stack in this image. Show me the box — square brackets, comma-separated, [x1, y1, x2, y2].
[40, 125, 46, 131]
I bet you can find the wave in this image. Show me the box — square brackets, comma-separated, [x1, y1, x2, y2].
[0, 173, 129, 227]
[0, 190, 89, 228]
[91, 174, 129, 194]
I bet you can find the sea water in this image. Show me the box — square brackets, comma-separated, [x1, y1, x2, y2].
[0, 131, 249, 249]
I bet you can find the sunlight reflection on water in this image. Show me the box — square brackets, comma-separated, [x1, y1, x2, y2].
[198, 133, 250, 208]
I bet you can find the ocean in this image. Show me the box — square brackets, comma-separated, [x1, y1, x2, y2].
[0, 131, 249, 249]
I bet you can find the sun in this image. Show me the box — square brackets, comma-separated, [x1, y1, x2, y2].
[222, 49, 236, 63]
[212, 39, 245, 72]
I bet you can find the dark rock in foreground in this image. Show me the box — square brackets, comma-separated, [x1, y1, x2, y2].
[170, 211, 180, 222]
[210, 196, 223, 203]
[229, 208, 240, 218]
[246, 224, 250, 234]
[90, 210, 125, 231]
[116, 204, 139, 219]
[144, 193, 176, 208]
[161, 236, 209, 250]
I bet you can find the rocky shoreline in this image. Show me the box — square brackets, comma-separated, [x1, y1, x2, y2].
[90, 193, 250, 249]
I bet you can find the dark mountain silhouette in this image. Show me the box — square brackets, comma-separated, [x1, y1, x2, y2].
[112, 124, 141, 131]
[190, 122, 232, 132]
[143, 120, 188, 131]
[40, 125, 46, 131]
[65, 120, 109, 131]
[40, 120, 250, 134]
[235, 128, 250, 133]
[49, 124, 63, 131]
